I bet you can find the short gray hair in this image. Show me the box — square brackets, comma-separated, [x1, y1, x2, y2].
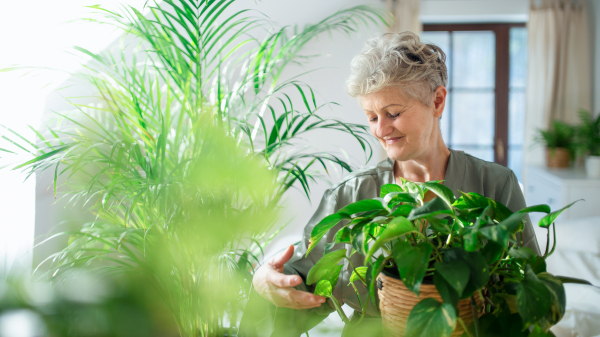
[346, 32, 448, 106]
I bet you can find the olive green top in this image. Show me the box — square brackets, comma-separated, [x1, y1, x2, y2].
[239, 149, 540, 337]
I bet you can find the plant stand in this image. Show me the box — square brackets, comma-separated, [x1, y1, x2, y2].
[377, 273, 483, 337]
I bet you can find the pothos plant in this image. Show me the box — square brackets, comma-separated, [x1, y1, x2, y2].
[305, 178, 590, 337]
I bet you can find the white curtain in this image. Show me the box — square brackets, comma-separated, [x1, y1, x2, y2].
[524, 0, 592, 166]
[384, 0, 422, 34]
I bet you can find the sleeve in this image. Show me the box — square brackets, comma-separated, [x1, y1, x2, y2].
[499, 171, 542, 256]
[238, 187, 342, 337]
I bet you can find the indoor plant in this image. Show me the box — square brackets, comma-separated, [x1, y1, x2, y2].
[306, 179, 589, 337]
[575, 109, 600, 178]
[0, 1, 386, 335]
[536, 120, 575, 168]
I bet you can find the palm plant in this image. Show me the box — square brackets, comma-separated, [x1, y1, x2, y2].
[1, 1, 387, 335]
[575, 109, 600, 156]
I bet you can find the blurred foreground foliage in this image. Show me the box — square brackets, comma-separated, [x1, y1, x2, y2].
[0, 0, 386, 336]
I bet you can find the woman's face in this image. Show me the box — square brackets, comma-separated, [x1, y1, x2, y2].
[361, 85, 446, 162]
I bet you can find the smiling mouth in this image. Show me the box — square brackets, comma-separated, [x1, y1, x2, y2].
[384, 137, 403, 145]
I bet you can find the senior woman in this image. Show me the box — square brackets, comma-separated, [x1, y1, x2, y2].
[239, 32, 540, 337]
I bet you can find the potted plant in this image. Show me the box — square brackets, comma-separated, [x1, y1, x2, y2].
[575, 109, 600, 178]
[536, 120, 575, 168]
[306, 179, 589, 337]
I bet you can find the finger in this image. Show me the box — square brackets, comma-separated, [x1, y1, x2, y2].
[270, 288, 327, 309]
[267, 272, 302, 288]
[270, 245, 295, 269]
[287, 288, 327, 307]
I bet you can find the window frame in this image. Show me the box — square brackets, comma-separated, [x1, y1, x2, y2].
[423, 23, 526, 166]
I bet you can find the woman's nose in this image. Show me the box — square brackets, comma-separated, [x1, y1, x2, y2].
[375, 119, 393, 139]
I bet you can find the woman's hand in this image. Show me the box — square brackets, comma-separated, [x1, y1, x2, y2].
[253, 245, 327, 309]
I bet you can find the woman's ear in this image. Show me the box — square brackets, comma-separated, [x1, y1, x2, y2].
[432, 86, 447, 118]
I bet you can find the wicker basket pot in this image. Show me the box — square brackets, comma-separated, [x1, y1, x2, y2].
[546, 147, 570, 168]
[377, 273, 483, 337]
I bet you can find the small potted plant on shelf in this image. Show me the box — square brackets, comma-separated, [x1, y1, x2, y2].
[575, 109, 600, 178]
[306, 179, 589, 337]
[536, 120, 576, 168]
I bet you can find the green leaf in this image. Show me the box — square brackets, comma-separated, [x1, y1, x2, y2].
[422, 182, 455, 207]
[472, 313, 529, 337]
[380, 183, 403, 197]
[479, 224, 510, 248]
[307, 213, 350, 255]
[481, 240, 504, 264]
[498, 314, 529, 337]
[405, 298, 456, 337]
[427, 217, 451, 234]
[389, 204, 414, 217]
[349, 266, 367, 283]
[458, 191, 489, 209]
[529, 255, 547, 274]
[555, 276, 592, 285]
[462, 226, 481, 252]
[518, 204, 551, 214]
[537, 273, 566, 327]
[408, 197, 453, 221]
[488, 199, 514, 222]
[314, 280, 332, 297]
[516, 265, 552, 326]
[443, 248, 490, 299]
[334, 227, 351, 244]
[364, 216, 416, 264]
[338, 199, 385, 216]
[434, 260, 470, 296]
[500, 212, 527, 234]
[479, 213, 526, 248]
[306, 249, 347, 285]
[529, 325, 556, 337]
[328, 264, 344, 289]
[324, 242, 336, 255]
[508, 246, 536, 260]
[538, 200, 582, 228]
[384, 191, 417, 207]
[433, 271, 459, 308]
[350, 223, 369, 255]
[393, 241, 433, 296]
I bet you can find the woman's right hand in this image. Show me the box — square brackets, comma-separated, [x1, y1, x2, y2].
[253, 245, 327, 309]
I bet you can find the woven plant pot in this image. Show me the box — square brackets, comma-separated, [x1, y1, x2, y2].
[546, 147, 570, 168]
[377, 273, 483, 337]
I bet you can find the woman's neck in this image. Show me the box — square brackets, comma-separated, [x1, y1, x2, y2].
[393, 140, 450, 183]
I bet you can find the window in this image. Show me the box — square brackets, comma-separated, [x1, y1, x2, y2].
[422, 24, 527, 180]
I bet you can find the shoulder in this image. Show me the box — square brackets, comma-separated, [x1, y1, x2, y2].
[463, 152, 514, 181]
[450, 150, 517, 199]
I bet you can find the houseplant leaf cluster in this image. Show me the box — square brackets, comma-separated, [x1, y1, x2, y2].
[0, 1, 387, 335]
[307, 179, 589, 336]
[573, 109, 600, 156]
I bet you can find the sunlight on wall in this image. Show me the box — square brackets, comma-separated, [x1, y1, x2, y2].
[0, 0, 147, 276]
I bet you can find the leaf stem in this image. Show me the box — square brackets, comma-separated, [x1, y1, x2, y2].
[330, 296, 349, 324]
[470, 296, 480, 337]
[548, 222, 557, 257]
[544, 225, 550, 257]
[346, 257, 366, 285]
[458, 317, 474, 337]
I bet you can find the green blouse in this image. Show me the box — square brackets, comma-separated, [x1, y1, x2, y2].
[239, 149, 540, 337]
